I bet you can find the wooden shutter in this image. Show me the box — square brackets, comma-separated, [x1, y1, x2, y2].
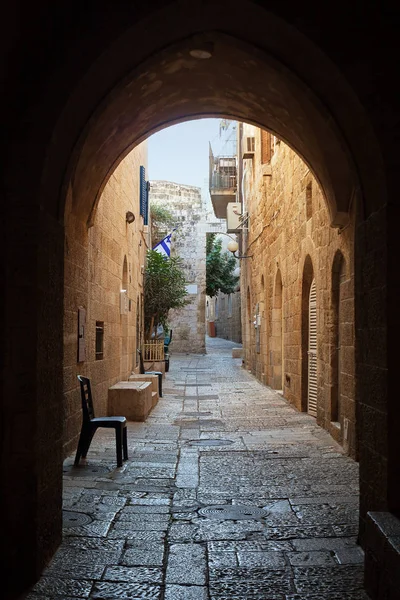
[308, 279, 317, 416]
[140, 166, 149, 224]
[261, 130, 272, 164]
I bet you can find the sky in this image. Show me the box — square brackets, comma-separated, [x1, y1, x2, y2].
[148, 118, 236, 190]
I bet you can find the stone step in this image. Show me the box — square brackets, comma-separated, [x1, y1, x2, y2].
[108, 381, 153, 421]
[128, 373, 159, 400]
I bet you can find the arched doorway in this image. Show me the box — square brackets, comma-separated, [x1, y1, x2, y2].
[246, 286, 252, 368]
[1, 4, 393, 597]
[301, 255, 315, 413]
[307, 279, 317, 417]
[272, 269, 283, 391]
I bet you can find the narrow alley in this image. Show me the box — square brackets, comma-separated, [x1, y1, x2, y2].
[28, 338, 366, 600]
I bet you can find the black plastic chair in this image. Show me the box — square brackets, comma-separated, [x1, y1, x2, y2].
[137, 349, 163, 397]
[164, 329, 173, 350]
[75, 375, 128, 468]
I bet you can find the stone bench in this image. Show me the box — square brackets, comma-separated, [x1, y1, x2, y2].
[128, 374, 159, 406]
[108, 381, 153, 421]
[143, 360, 166, 376]
[232, 347, 243, 358]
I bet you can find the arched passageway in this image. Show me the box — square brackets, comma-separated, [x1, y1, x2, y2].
[1, 3, 397, 598]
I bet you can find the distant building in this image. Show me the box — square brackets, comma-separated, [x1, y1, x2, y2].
[207, 120, 242, 344]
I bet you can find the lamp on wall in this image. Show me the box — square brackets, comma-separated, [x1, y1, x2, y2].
[189, 36, 214, 59]
[227, 239, 252, 260]
[126, 211, 135, 224]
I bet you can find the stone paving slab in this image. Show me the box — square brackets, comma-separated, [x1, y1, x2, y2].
[26, 337, 366, 600]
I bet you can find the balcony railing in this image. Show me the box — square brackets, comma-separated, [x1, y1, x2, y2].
[209, 171, 237, 191]
[142, 340, 164, 361]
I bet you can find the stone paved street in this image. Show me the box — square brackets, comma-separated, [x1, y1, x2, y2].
[27, 338, 368, 600]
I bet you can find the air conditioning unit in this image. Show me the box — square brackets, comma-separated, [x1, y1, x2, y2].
[242, 136, 255, 159]
[120, 290, 128, 315]
[226, 202, 242, 233]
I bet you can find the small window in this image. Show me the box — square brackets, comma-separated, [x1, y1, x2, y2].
[95, 321, 104, 360]
[243, 136, 255, 159]
[306, 182, 312, 220]
[246, 136, 255, 153]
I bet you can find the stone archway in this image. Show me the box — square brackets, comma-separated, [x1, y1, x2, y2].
[1, 3, 395, 597]
[62, 31, 360, 229]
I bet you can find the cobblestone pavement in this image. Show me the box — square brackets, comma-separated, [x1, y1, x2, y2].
[27, 338, 368, 599]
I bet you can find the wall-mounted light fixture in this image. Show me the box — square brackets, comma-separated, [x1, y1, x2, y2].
[227, 239, 252, 260]
[189, 44, 213, 59]
[126, 211, 135, 224]
[189, 35, 214, 59]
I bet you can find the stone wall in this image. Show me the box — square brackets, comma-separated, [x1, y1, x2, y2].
[241, 125, 356, 456]
[63, 144, 148, 457]
[150, 181, 243, 352]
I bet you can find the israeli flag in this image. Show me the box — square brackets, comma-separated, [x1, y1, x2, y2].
[153, 232, 173, 258]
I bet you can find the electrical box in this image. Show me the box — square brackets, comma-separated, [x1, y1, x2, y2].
[120, 290, 128, 315]
[226, 202, 242, 233]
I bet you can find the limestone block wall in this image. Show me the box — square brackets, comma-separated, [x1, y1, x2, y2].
[63, 143, 148, 456]
[241, 125, 356, 456]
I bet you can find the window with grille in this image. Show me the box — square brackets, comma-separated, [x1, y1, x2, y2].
[140, 166, 149, 225]
[306, 182, 313, 220]
[261, 130, 272, 164]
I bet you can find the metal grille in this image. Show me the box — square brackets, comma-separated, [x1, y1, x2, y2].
[63, 510, 93, 527]
[308, 279, 317, 416]
[142, 340, 164, 361]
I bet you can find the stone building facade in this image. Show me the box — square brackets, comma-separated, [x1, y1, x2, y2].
[149, 180, 239, 354]
[239, 124, 356, 456]
[63, 144, 149, 456]
[149, 181, 206, 353]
